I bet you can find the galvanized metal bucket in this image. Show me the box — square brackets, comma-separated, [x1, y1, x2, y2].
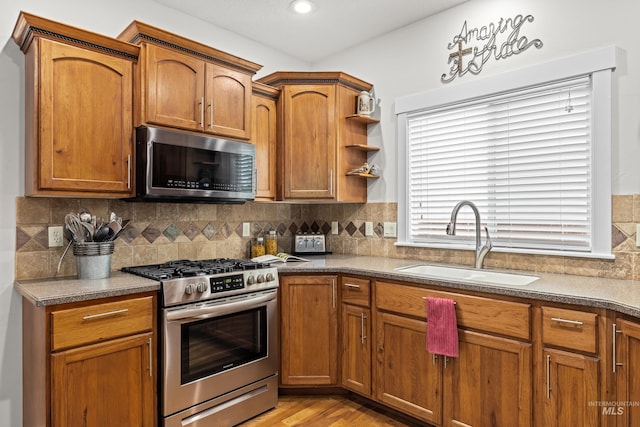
[73, 241, 114, 280]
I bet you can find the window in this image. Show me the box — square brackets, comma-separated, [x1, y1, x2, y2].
[396, 47, 615, 258]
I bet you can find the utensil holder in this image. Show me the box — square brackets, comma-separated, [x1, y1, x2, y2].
[73, 241, 114, 279]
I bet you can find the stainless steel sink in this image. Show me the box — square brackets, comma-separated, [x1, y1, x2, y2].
[395, 264, 539, 286]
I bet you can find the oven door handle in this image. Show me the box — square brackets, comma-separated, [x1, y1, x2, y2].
[165, 290, 276, 322]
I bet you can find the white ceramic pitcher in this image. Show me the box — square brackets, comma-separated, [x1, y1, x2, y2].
[357, 90, 376, 115]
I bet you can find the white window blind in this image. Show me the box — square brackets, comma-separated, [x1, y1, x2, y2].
[407, 76, 592, 252]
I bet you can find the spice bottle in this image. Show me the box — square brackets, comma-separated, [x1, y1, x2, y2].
[251, 236, 265, 257]
[265, 230, 278, 255]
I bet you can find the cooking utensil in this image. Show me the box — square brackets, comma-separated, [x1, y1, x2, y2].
[79, 208, 92, 223]
[65, 213, 86, 243]
[94, 224, 111, 242]
[108, 219, 129, 241]
[80, 222, 95, 242]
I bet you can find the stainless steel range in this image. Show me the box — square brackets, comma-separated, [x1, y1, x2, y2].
[123, 259, 279, 427]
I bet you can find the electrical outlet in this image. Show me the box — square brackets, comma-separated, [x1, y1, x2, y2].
[636, 224, 640, 247]
[242, 222, 251, 237]
[48, 226, 64, 247]
[384, 222, 397, 238]
[331, 221, 339, 235]
[364, 221, 373, 236]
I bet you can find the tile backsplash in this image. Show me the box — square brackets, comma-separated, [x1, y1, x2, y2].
[14, 195, 640, 281]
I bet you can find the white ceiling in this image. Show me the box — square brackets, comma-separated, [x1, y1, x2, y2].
[153, 0, 468, 63]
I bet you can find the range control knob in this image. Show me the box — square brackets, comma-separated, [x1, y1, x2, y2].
[257, 274, 265, 283]
[247, 275, 256, 285]
[266, 272, 275, 282]
[196, 282, 208, 293]
[184, 283, 195, 295]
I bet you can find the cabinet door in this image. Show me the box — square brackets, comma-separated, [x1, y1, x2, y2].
[542, 348, 599, 427]
[615, 319, 640, 426]
[280, 275, 338, 385]
[443, 329, 532, 427]
[51, 332, 155, 427]
[144, 44, 205, 130]
[281, 85, 336, 199]
[376, 311, 442, 424]
[205, 63, 252, 140]
[252, 93, 277, 200]
[341, 304, 371, 395]
[37, 38, 133, 195]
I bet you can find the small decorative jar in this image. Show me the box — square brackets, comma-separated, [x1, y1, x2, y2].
[251, 236, 265, 257]
[265, 230, 278, 255]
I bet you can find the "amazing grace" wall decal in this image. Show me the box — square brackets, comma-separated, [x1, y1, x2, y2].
[441, 14, 543, 83]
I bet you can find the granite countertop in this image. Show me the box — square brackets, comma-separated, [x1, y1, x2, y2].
[14, 255, 640, 317]
[14, 271, 160, 307]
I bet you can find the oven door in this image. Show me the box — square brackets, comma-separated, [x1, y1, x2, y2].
[162, 288, 278, 417]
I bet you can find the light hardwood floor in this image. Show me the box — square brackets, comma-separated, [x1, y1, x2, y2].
[238, 395, 423, 427]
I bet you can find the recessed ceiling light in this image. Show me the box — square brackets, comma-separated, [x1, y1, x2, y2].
[289, 0, 315, 14]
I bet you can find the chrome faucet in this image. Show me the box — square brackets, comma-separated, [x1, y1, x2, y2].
[446, 201, 493, 269]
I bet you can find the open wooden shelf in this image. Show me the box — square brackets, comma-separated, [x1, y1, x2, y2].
[346, 172, 380, 179]
[345, 144, 380, 152]
[346, 114, 380, 124]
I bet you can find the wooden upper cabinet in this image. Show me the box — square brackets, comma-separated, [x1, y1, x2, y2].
[258, 71, 374, 202]
[119, 21, 261, 141]
[251, 83, 279, 201]
[12, 12, 138, 197]
[205, 63, 252, 140]
[144, 44, 205, 131]
[283, 84, 336, 199]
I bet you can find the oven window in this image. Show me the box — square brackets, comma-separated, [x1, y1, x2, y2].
[181, 306, 267, 384]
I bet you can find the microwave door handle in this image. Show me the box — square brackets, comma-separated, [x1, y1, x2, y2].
[166, 291, 276, 322]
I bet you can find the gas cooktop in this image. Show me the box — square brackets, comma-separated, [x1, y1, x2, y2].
[123, 258, 278, 307]
[122, 258, 271, 281]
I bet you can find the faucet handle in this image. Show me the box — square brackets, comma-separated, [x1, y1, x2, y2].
[483, 226, 493, 249]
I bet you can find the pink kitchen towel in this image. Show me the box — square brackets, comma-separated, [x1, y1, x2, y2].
[426, 296, 459, 357]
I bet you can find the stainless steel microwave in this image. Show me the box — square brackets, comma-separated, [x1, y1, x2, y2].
[128, 126, 256, 203]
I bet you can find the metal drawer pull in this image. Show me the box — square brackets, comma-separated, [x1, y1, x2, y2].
[613, 323, 623, 373]
[360, 312, 367, 344]
[344, 283, 361, 289]
[546, 354, 551, 399]
[148, 337, 153, 377]
[208, 99, 214, 129]
[199, 97, 205, 127]
[82, 308, 129, 320]
[550, 317, 584, 326]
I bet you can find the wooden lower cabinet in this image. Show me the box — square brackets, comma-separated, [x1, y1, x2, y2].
[541, 348, 599, 427]
[280, 275, 339, 386]
[376, 311, 443, 424]
[22, 293, 156, 427]
[444, 329, 532, 426]
[614, 318, 640, 426]
[341, 304, 371, 395]
[51, 332, 154, 427]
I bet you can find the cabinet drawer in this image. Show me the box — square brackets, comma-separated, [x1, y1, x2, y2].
[375, 281, 531, 340]
[341, 276, 370, 307]
[51, 296, 154, 351]
[542, 306, 597, 353]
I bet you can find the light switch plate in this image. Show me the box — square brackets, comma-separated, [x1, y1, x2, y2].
[242, 222, 251, 237]
[364, 221, 373, 236]
[384, 222, 397, 238]
[331, 221, 339, 235]
[636, 224, 640, 247]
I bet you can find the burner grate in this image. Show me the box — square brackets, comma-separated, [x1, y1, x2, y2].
[122, 258, 271, 280]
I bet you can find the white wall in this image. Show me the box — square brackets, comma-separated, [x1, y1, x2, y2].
[314, 0, 640, 202]
[0, 1, 307, 425]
